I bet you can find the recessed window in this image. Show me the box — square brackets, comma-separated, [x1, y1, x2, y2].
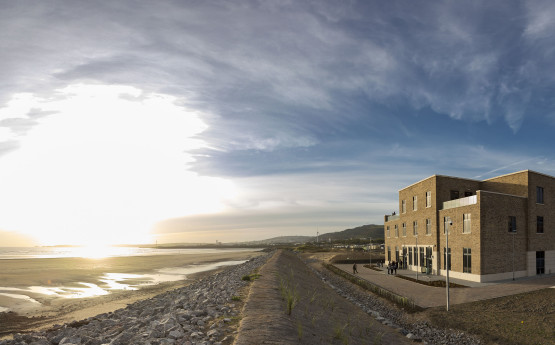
[426, 191, 432, 208]
[413, 246, 418, 266]
[537, 186, 544, 204]
[464, 191, 473, 197]
[463, 248, 472, 273]
[537, 216, 544, 233]
[408, 247, 413, 265]
[450, 190, 459, 200]
[413, 196, 418, 211]
[387, 246, 391, 262]
[386, 226, 390, 238]
[394, 224, 399, 237]
[402, 223, 407, 237]
[426, 218, 431, 235]
[463, 214, 471, 234]
[508, 216, 516, 233]
[402, 200, 406, 214]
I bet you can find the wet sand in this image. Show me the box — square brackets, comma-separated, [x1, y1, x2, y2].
[0, 249, 262, 336]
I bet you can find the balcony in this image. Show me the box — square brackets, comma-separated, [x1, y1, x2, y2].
[442, 195, 477, 210]
[385, 214, 400, 222]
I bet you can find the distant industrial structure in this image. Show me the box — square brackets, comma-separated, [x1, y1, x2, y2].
[384, 170, 554, 282]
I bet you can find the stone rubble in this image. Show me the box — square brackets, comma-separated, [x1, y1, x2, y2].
[1, 253, 271, 345]
[303, 257, 484, 345]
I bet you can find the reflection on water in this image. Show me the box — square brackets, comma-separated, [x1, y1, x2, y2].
[0, 293, 40, 304]
[0, 259, 247, 313]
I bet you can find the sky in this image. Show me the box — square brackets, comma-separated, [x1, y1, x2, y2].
[2, 0, 555, 246]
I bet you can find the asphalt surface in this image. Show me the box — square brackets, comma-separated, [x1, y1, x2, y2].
[336, 264, 555, 308]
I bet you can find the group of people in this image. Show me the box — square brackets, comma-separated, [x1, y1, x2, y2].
[351, 260, 405, 275]
[386, 261, 401, 274]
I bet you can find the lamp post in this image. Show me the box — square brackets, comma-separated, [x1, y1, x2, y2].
[446, 217, 452, 312]
[512, 228, 515, 281]
[415, 234, 418, 281]
[369, 237, 372, 266]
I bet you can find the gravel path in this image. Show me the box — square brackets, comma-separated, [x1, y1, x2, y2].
[0, 253, 271, 345]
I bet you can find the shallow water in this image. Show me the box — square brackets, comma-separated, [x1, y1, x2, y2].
[0, 259, 247, 312]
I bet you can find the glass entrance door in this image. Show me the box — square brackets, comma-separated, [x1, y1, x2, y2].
[536, 251, 545, 275]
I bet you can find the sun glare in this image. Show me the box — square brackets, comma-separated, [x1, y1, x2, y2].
[0, 84, 237, 246]
[75, 245, 117, 259]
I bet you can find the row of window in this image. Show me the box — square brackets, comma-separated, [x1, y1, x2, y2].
[388, 213, 546, 237]
[386, 219, 433, 237]
[386, 246, 472, 273]
[508, 215, 545, 233]
[401, 191, 432, 213]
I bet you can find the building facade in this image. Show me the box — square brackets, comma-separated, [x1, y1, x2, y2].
[384, 170, 555, 282]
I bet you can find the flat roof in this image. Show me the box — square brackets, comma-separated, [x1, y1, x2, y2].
[399, 169, 555, 192]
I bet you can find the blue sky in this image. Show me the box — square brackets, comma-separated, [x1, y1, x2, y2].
[1, 0, 555, 245]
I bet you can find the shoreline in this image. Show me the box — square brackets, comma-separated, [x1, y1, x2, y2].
[0, 250, 263, 337]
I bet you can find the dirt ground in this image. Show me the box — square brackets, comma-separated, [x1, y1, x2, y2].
[424, 288, 555, 345]
[235, 250, 413, 345]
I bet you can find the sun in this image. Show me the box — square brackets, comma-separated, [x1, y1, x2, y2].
[0, 84, 237, 246]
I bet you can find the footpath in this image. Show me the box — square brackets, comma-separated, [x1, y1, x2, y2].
[335, 264, 555, 308]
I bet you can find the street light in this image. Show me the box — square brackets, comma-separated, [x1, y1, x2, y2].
[369, 237, 372, 267]
[446, 217, 452, 312]
[415, 234, 418, 281]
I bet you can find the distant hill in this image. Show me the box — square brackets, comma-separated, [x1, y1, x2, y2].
[244, 224, 385, 245]
[317, 224, 384, 242]
[246, 235, 313, 245]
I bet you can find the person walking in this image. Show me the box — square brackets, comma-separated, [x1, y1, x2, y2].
[393, 261, 398, 274]
[353, 263, 358, 274]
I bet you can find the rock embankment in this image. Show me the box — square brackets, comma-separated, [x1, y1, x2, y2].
[1, 253, 270, 345]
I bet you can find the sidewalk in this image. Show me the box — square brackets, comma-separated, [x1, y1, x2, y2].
[336, 264, 555, 308]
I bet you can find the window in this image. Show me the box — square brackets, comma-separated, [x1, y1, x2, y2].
[537, 186, 544, 204]
[413, 196, 417, 211]
[419, 247, 424, 269]
[408, 247, 413, 265]
[537, 216, 544, 233]
[413, 220, 418, 236]
[508, 216, 516, 233]
[426, 191, 431, 208]
[394, 224, 399, 237]
[426, 218, 431, 235]
[443, 247, 451, 270]
[450, 190, 459, 200]
[402, 200, 406, 213]
[402, 223, 406, 236]
[464, 191, 473, 197]
[413, 246, 418, 266]
[387, 246, 391, 262]
[386, 226, 390, 237]
[463, 248, 472, 273]
[463, 214, 471, 233]
[395, 246, 399, 262]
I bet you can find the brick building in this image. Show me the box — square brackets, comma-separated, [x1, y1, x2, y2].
[384, 170, 555, 282]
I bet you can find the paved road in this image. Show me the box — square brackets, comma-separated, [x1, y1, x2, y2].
[336, 264, 555, 308]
